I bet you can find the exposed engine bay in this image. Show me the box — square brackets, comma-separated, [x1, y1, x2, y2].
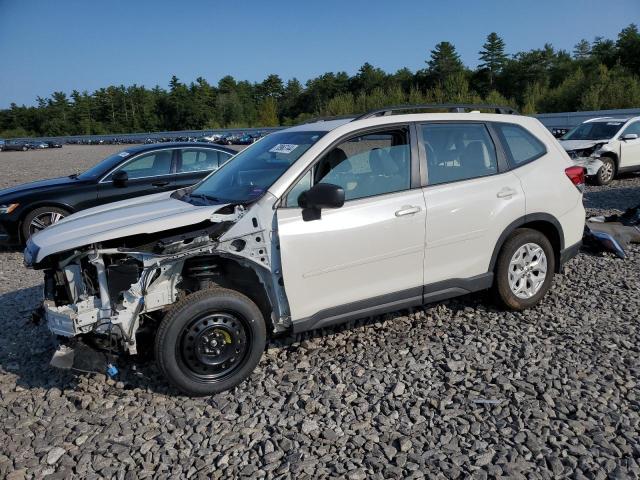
[29, 204, 291, 358]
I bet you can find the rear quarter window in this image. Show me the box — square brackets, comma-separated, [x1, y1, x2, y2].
[495, 123, 546, 167]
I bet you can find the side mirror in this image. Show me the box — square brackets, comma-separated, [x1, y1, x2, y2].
[112, 170, 128, 187]
[621, 133, 638, 141]
[298, 183, 345, 221]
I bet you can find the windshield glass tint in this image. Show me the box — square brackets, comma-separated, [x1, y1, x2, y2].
[562, 121, 624, 141]
[190, 131, 326, 203]
[77, 151, 134, 179]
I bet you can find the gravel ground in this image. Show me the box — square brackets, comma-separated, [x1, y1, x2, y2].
[0, 148, 639, 479]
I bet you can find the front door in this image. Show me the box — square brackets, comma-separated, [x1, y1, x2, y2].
[619, 121, 640, 168]
[276, 127, 427, 324]
[98, 148, 176, 203]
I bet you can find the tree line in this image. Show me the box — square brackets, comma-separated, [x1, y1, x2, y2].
[2, 24, 640, 138]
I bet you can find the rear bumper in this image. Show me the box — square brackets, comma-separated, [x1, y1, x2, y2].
[559, 240, 581, 269]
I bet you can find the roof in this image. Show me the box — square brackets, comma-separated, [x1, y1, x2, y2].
[584, 116, 634, 123]
[121, 142, 237, 154]
[283, 118, 354, 132]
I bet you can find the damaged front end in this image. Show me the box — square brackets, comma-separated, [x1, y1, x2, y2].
[564, 142, 610, 176]
[25, 201, 291, 369]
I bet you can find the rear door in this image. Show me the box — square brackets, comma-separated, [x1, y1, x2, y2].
[276, 126, 427, 324]
[175, 147, 234, 189]
[419, 122, 525, 284]
[97, 148, 176, 203]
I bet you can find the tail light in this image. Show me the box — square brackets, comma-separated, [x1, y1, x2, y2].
[565, 166, 585, 192]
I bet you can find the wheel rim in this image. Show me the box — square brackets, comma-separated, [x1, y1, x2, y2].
[600, 161, 614, 182]
[508, 243, 548, 299]
[178, 312, 251, 382]
[29, 211, 65, 235]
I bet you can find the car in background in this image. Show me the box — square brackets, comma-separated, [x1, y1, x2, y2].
[235, 133, 259, 145]
[2, 140, 31, 151]
[216, 133, 242, 145]
[0, 142, 235, 245]
[0, 139, 4, 151]
[559, 116, 640, 185]
[45, 140, 63, 148]
[29, 140, 49, 149]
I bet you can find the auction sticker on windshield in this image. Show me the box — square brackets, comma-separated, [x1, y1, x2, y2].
[269, 144, 298, 154]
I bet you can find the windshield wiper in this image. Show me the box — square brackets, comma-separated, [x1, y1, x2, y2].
[188, 193, 222, 204]
[68, 173, 78, 179]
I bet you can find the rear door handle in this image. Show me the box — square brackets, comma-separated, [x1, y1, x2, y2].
[152, 181, 170, 187]
[395, 205, 422, 217]
[497, 187, 517, 199]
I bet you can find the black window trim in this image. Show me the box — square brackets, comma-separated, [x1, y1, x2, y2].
[490, 121, 548, 169]
[416, 120, 508, 188]
[278, 122, 420, 209]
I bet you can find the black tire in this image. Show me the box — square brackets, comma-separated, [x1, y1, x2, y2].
[594, 157, 616, 186]
[155, 287, 266, 396]
[21, 206, 69, 241]
[493, 228, 555, 310]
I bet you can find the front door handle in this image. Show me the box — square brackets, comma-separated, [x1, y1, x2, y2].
[152, 181, 170, 187]
[395, 205, 422, 217]
[497, 187, 517, 199]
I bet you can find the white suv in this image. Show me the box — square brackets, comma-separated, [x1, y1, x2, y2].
[560, 115, 640, 185]
[24, 104, 586, 395]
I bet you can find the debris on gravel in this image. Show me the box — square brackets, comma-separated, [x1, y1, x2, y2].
[0, 150, 639, 478]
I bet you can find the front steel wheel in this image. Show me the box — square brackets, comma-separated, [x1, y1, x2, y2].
[155, 288, 266, 396]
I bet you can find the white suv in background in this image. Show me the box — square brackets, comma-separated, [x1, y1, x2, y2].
[25, 104, 586, 395]
[560, 116, 640, 185]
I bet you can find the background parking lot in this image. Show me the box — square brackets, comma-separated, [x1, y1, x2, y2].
[0, 147, 639, 478]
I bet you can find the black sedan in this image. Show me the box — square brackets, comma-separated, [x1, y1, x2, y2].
[0, 142, 236, 245]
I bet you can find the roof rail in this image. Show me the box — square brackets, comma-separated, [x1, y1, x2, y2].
[301, 114, 355, 125]
[354, 103, 519, 120]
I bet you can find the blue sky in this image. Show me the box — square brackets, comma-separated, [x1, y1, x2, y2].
[0, 0, 638, 108]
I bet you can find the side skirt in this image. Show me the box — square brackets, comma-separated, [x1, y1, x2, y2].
[292, 273, 494, 334]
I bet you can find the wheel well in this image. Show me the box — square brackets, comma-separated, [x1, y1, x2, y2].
[515, 221, 562, 272]
[181, 255, 274, 333]
[490, 217, 564, 274]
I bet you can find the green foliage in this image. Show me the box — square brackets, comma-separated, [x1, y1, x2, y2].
[1, 24, 640, 137]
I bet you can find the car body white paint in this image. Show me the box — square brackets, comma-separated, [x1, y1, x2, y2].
[26, 110, 586, 337]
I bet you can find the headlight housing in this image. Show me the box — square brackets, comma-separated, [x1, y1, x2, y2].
[0, 203, 19, 214]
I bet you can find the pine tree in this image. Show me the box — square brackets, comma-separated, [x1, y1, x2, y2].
[573, 39, 591, 60]
[427, 42, 464, 83]
[479, 33, 507, 85]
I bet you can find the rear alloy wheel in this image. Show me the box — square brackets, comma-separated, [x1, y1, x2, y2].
[595, 157, 615, 186]
[155, 288, 266, 396]
[494, 228, 555, 310]
[22, 206, 69, 240]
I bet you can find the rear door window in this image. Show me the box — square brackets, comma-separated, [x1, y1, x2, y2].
[179, 149, 221, 173]
[420, 123, 498, 185]
[494, 123, 546, 166]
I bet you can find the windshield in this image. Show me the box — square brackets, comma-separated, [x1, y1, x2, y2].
[188, 130, 326, 204]
[77, 150, 136, 180]
[562, 121, 625, 141]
